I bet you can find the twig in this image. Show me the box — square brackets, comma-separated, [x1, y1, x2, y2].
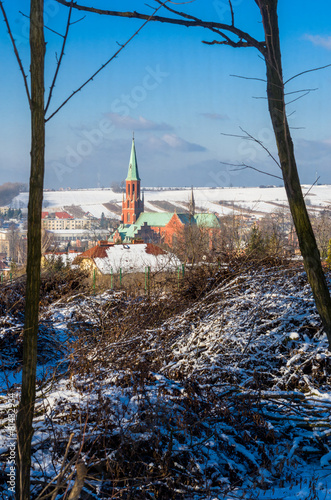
[35, 433, 74, 500]
[229, 0, 234, 26]
[221, 162, 282, 180]
[284, 63, 331, 86]
[286, 90, 311, 106]
[0, 2, 31, 106]
[45, 1, 169, 121]
[45, 0, 74, 115]
[240, 127, 281, 168]
[230, 74, 267, 82]
[19, 11, 64, 38]
[304, 176, 320, 199]
[221, 126, 281, 171]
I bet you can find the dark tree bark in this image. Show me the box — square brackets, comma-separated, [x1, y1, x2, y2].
[16, 1, 45, 498]
[1, 2, 157, 497]
[255, 0, 331, 345]
[57, 0, 331, 349]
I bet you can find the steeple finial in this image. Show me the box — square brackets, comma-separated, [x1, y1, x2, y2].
[126, 136, 140, 181]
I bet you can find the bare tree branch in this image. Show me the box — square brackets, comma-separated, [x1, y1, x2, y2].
[45, 0, 73, 115]
[230, 74, 267, 82]
[222, 127, 281, 169]
[284, 63, 331, 86]
[0, 2, 31, 106]
[55, 0, 266, 52]
[70, 15, 86, 26]
[229, 0, 235, 26]
[304, 176, 320, 199]
[19, 10, 65, 38]
[285, 88, 318, 95]
[220, 160, 282, 180]
[46, 1, 169, 121]
[202, 38, 253, 48]
[285, 90, 313, 106]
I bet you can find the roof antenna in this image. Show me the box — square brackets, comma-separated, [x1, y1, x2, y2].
[132, 131, 134, 140]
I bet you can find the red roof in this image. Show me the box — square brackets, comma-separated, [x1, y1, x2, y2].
[55, 211, 73, 219]
[78, 242, 114, 259]
[41, 212, 49, 219]
[145, 243, 166, 256]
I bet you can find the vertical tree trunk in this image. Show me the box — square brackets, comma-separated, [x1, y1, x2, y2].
[16, 1, 45, 498]
[257, 0, 331, 348]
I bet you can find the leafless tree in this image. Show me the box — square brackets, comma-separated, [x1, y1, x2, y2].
[311, 209, 331, 259]
[0, 0, 166, 497]
[171, 224, 211, 265]
[56, 0, 331, 349]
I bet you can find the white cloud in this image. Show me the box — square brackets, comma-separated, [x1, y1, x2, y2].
[105, 113, 173, 131]
[303, 34, 331, 50]
[147, 134, 206, 153]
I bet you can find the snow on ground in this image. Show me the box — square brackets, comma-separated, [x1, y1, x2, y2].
[94, 243, 181, 273]
[79, 203, 116, 218]
[1, 263, 331, 498]
[44, 251, 81, 266]
[143, 200, 165, 212]
[10, 185, 331, 219]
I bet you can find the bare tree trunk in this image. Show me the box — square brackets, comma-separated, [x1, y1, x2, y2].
[16, 1, 45, 498]
[257, 0, 331, 347]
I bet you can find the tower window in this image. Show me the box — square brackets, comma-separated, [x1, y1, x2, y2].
[132, 184, 135, 196]
[127, 213, 130, 222]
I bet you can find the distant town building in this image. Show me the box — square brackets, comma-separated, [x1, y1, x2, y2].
[0, 231, 10, 256]
[121, 137, 144, 224]
[42, 211, 94, 230]
[111, 138, 220, 246]
[74, 240, 180, 275]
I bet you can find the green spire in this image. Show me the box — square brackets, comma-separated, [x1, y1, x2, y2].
[126, 136, 140, 181]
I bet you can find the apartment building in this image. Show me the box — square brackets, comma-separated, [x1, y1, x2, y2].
[42, 211, 93, 230]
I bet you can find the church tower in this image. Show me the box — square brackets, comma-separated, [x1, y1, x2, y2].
[121, 136, 144, 224]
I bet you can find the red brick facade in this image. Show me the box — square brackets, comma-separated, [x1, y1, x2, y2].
[122, 179, 144, 224]
[153, 213, 184, 246]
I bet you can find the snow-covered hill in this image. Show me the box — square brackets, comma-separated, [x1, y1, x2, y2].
[10, 184, 331, 219]
[1, 262, 331, 498]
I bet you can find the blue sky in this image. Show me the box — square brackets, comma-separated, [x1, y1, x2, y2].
[1, 0, 331, 189]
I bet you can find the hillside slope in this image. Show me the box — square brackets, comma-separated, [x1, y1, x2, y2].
[0, 262, 331, 498]
[9, 184, 331, 219]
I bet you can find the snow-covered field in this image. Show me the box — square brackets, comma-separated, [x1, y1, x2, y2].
[10, 184, 331, 219]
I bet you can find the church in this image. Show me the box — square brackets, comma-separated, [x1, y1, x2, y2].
[110, 137, 220, 247]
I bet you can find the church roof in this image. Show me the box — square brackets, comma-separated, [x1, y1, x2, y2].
[135, 212, 174, 227]
[111, 212, 219, 241]
[189, 213, 220, 228]
[136, 211, 220, 229]
[126, 138, 140, 181]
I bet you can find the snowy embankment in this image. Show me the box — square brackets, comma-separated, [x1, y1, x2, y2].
[9, 184, 331, 218]
[0, 262, 331, 498]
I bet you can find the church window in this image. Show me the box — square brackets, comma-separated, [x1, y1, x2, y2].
[132, 184, 135, 196]
[127, 213, 130, 222]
